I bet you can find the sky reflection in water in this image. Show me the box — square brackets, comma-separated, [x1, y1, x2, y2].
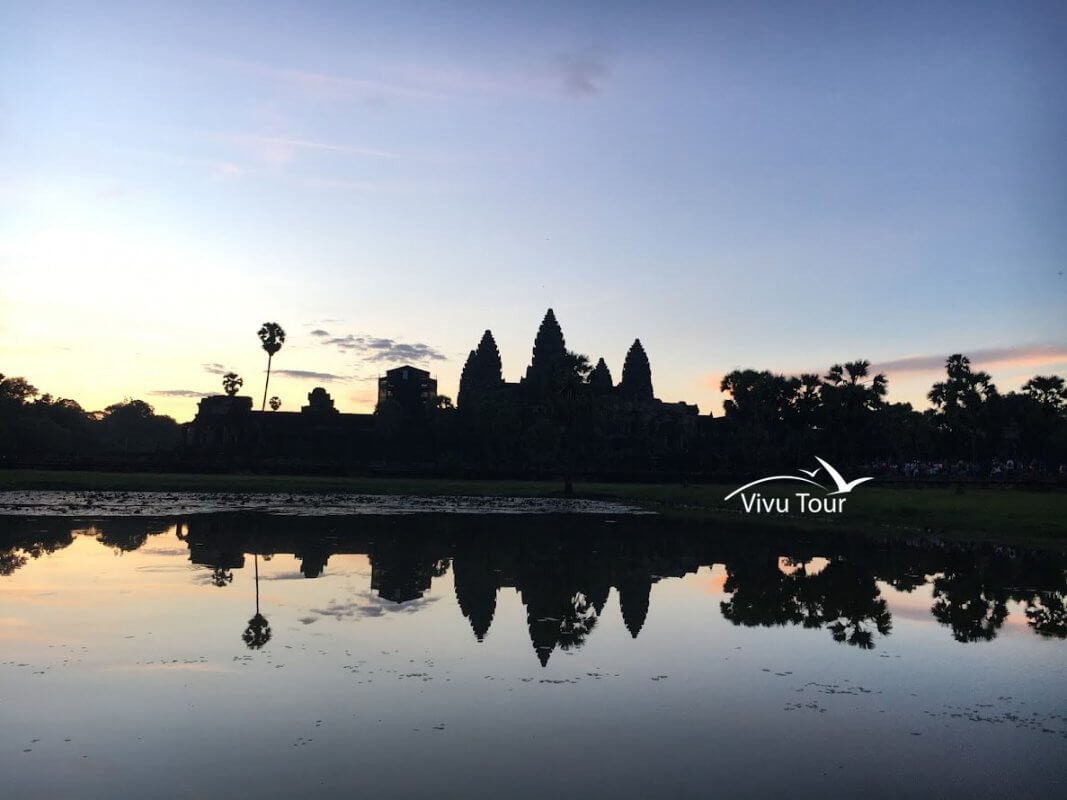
[1, 513, 1065, 799]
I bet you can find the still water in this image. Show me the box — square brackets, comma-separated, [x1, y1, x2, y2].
[1, 504, 1065, 799]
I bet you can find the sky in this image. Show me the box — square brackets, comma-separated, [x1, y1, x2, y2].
[2, 0, 1065, 420]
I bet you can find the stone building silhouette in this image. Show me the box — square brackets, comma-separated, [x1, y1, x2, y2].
[377, 365, 438, 413]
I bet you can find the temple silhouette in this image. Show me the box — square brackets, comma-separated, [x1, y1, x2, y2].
[183, 308, 705, 471]
[457, 309, 688, 414]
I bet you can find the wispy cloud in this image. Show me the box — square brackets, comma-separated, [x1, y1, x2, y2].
[207, 54, 612, 106]
[701, 343, 1067, 395]
[271, 369, 345, 382]
[226, 133, 398, 166]
[202, 362, 230, 375]
[869, 344, 1067, 375]
[298, 177, 398, 193]
[322, 334, 446, 363]
[207, 57, 443, 104]
[310, 329, 330, 337]
[149, 389, 210, 398]
[308, 591, 438, 621]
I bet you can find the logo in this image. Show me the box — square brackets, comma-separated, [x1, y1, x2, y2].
[724, 456, 872, 514]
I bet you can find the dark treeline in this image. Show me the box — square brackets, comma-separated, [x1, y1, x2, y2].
[713, 355, 1067, 475]
[3, 349, 1066, 479]
[2, 514, 1064, 657]
[0, 373, 180, 463]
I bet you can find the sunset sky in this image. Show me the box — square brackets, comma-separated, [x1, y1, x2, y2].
[2, 1, 1065, 420]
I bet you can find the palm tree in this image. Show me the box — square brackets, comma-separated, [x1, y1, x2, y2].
[257, 322, 286, 411]
[222, 372, 243, 397]
[1022, 375, 1067, 410]
[268, 396, 281, 411]
[928, 354, 997, 461]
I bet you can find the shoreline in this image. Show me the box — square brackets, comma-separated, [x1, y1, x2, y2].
[2, 469, 1065, 547]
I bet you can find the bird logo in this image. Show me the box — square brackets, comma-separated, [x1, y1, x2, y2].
[724, 457, 872, 502]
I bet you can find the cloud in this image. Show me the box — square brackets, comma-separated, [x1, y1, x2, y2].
[229, 134, 398, 166]
[262, 571, 312, 581]
[202, 363, 229, 375]
[310, 329, 330, 337]
[298, 177, 398, 193]
[209, 54, 610, 107]
[271, 369, 345, 381]
[149, 389, 210, 398]
[323, 334, 446, 363]
[209, 57, 442, 104]
[701, 343, 1067, 395]
[308, 591, 437, 621]
[870, 344, 1067, 375]
[559, 53, 609, 97]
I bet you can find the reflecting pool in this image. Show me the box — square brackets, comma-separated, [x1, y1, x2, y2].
[1, 508, 1065, 798]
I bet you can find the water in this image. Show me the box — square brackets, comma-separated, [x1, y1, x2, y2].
[1, 507, 1065, 799]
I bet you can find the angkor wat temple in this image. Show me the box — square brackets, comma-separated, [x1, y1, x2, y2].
[183, 308, 707, 473]
[458, 308, 687, 412]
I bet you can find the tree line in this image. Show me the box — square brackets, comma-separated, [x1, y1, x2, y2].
[2, 350, 1065, 476]
[713, 354, 1067, 474]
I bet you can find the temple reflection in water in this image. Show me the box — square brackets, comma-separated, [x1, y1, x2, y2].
[2, 514, 1065, 663]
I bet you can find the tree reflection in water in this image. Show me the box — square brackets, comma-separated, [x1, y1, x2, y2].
[720, 555, 891, 648]
[1, 514, 1065, 662]
[242, 552, 272, 650]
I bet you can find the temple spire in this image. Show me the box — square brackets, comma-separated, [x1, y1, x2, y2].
[589, 357, 613, 395]
[457, 350, 478, 410]
[619, 338, 653, 402]
[525, 308, 566, 383]
[458, 330, 504, 410]
[475, 330, 503, 383]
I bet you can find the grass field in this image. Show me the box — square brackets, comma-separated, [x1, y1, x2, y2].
[2, 469, 1065, 544]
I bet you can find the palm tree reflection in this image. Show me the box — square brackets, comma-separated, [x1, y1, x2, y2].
[242, 553, 272, 650]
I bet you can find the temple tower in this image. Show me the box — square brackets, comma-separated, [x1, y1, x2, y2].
[589, 357, 614, 395]
[524, 308, 566, 384]
[619, 339, 653, 402]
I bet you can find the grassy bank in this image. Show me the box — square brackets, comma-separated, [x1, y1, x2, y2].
[1, 469, 1065, 544]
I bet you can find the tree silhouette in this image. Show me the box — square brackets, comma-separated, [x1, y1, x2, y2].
[257, 322, 286, 412]
[1024, 592, 1067, 639]
[1022, 375, 1067, 410]
[222, 372, 243, 397]
[928, 354, 997, 462]
[821, 360, 887, 467]
[548, 351, 592, 496]
[268, 396, 281, 411]
[931, 561, 1009, 643]
[243, 613, 272, 649]
[242, 553, 272, 650]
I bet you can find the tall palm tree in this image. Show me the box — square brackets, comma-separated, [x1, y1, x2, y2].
[257, 322, 286, 411]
